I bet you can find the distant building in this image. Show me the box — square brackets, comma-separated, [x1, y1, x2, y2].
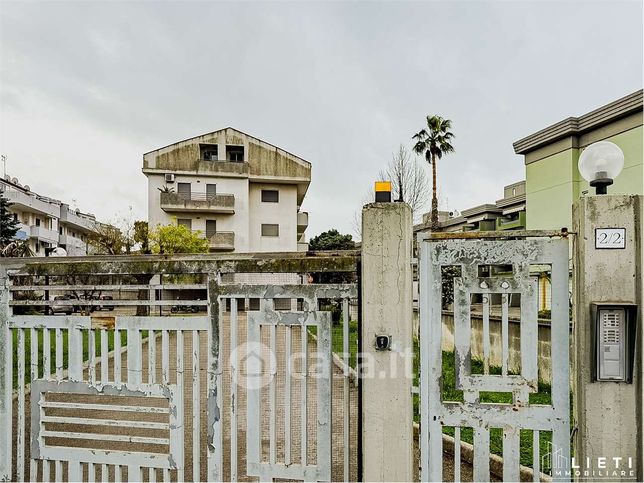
[414, 180, 526, 234]
[143, 127, 310, 252]
[514, 89, 643, 230]
[1, 176, 97, 256]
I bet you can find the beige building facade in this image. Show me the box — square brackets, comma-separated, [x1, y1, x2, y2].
[143, 128, 310, 252]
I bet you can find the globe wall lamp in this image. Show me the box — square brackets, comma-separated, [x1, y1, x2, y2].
[578, 141, 625, 195]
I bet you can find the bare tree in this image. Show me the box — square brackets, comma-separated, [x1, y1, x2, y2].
[378, 145, 430, 222]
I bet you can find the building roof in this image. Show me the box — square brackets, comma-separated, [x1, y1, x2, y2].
[513, 89, 643, 154]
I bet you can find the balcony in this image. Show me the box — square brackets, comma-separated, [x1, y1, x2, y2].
[297, 211, 309, 234]
[3, 188, 60, 217]
[496, 211, 527, 231]
[60, 205, 96, 232]
[160, 192, 235, 214]
[59, 233, 86, 249]
[30, 225, 59, 244]
[207, 231, 235, 251]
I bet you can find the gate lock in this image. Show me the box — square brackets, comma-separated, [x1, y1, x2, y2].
[375, 335, 392, 351]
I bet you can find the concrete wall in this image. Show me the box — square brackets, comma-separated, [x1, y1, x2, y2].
[573, 194, 643, 479]
[361, 202, 413, 481]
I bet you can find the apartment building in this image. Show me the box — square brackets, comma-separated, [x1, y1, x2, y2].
[514, 89, 643, 230]
[143, 127, 310, 252]
[414, 180, 526, 233]
[1, 176, 96, 256]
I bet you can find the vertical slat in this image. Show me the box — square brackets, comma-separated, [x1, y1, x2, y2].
[230, 298, 238, 481]
[316, 312, 332, 480]
[114, 465, 121, 483]
[55, 460, 63, 481]
[501, 293, 509, 376]
[101, 463, 108, 482]
[127, 328, 142, 387]
[192, 330, 201, 483]
[42, 329, 50, 482]
[342, 298, 350, 482]
[100, 329, 108, 383]
[269, 322, 276, 465]
[43, 328, 51, 379]
[0, 274, 12, 482]
[114, 329, 122, 385]
[454, 427, 461, 483]
[473, 426, 490, 482]
[55, 328, 63, 381]
[148, 329, 156, 384]
[301, 322, 308, 466]
[533, 430, 540, 482]
[17, 329, 25, 482]
[68, 325, 82, 380]
[127, 466, 140, 482]
[502, 427, 520, 481]
[284, 325, 292, 467]
[207, 276, 223, 482]
[245, 312, 261, 476]
[69, 462, 81, 482]
[88, 462, 95, 482]
[176, 330, 185, 482]
[29, 328, 38, 481]
[162, 468, 170, 482]
[482, 295, 490, 375]
[89, 329, 96, 384]
[149, 467, 157, 483]
[161, 330, 169, 385]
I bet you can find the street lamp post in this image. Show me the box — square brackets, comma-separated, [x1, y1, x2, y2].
[578, 141, 625, 195]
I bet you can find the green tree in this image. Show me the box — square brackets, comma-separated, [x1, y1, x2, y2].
[134, 221, 150, 254]
[149, 225, 209, 254]
[412, 115, 455, 231]
[0, 193, 19, 247]
[309, 229, 355, 251]
[88, 223, 124, 255]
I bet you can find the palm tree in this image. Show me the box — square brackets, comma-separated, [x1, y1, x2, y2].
[412, 115, 455, 230]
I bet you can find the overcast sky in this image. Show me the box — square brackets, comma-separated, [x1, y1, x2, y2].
[1, 0, 642, 238]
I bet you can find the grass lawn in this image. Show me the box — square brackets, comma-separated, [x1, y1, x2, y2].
[326, 318, 555, 472]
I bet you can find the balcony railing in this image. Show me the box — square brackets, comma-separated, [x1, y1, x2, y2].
[29, 225, 59, 244]
[297, 211, 309, 233]
[59, 205, 96, 232]
[496, 211, 527, 231]
[160, 191, 235, 214]
[3, 189, 60, 217]
[192, 230, 235, 251]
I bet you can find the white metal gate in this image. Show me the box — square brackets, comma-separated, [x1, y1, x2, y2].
[418, 235, 571, 481]
[0, 253, 359, 482]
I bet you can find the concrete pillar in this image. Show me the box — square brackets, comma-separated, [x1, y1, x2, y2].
[361, 202, 414, 482]
[573, 194, 643, 480]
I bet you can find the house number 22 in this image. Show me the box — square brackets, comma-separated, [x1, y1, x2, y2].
[595, 228, 626, 249]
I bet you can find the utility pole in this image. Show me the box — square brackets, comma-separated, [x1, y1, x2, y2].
[1, 155, 6, 178]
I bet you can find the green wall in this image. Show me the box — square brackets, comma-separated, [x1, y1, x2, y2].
[526, 125, 643, 230]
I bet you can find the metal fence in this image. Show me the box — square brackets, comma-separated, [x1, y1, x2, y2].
[0, 251, 359, 482]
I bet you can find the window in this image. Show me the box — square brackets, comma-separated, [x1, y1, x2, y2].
[206, 184, 217, 199]
[206, 220, 217, 238]
[13, 213, 18, 221]
[200, 144, 218, 161]
[226, 145, 244, 162]
[177, 182, 191, 199]
[35, 218, 41, 227]
[261, 190, 279, 203]
[177, 218, 192, 230]
[261, 224, 279, 237]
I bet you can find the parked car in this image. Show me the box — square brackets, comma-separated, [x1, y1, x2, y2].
[51, 295, 73, 315]
[93, 295, 115, 311]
